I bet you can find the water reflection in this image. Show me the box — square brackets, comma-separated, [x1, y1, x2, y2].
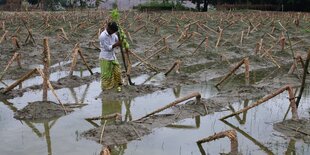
[1, 98, 57, 155]
[221, 119, 274, 155]
[228, 99, 249, 125]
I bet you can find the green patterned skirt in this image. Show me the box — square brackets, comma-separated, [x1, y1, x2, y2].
[100, 59, 122, 90]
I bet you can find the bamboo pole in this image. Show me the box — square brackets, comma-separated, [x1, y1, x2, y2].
[197, 130, 238, 154]
[1, 69, 37, 94]
[220, 85, 298, 120]
[136, 92, 201, 120]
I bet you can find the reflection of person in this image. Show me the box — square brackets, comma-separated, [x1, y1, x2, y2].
[99, 22, 122, 91]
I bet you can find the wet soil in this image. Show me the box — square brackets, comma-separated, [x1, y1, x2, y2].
[274, 119, 310, 144]
[14, 101, 72, 121]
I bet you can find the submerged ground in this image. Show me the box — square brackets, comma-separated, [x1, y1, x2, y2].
[0, 9, 310, 155]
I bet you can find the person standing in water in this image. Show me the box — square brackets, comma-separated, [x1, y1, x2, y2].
[99, 22, 122, 91]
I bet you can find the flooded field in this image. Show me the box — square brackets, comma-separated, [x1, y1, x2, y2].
[0, 9, 310, 155]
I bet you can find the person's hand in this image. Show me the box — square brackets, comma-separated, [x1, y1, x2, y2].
[112, 41, 122, 48]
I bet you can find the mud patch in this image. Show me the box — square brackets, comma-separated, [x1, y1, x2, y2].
[274, 119, 310, 144]
[14, 101, 73, 121]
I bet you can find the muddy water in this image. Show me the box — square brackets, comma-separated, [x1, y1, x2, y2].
[1, 71, 310, 155]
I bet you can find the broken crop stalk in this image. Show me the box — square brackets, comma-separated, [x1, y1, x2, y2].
[128, 50, 159, 73]
[36, 68, 67, 114]
[215, 57, 250, 87]
[193, 37, 208, 54]
[240, 31, 244, 46]
[0, 30, 8, 44]
[57, 28, 69, 41]
[0, 52, 22, 80]
[78, 49, 94, 75]
[279, 32, 285, 51]
[215, 27, 223, 48]
[220, 85, 299, 120]
[296, 49, 310, 107]
[11, 36, 20, 49]
[197, 130, 238, 154]
[85, 113, 122, 121]
[164, 60, 181, 76]
[288, 53, 306, 74]
[42, 38, 51, 101]
[136, 92, 201, 120]
[69, 44, 93, 76]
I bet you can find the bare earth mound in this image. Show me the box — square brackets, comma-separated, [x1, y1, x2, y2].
[14, 101, 73, 121]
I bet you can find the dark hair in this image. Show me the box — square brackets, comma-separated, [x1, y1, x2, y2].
[108, 22, 118, 32]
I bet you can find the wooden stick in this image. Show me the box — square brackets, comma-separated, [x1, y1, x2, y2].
[11, 36, 20, 49]
[220, 85, 298, 120]
[78, 49, 93, 75]
[85, 113, 121, 121]
[1, 69, 37, 94]
[59, 28, 69, 41]
[136, 92, 201, 120]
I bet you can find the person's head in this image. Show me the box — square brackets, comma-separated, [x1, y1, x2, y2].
[106, 22, 118, 35]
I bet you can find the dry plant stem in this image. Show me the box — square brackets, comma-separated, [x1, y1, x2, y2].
[36, 68, 67, 114]
[165, 60, 181, 76]
[221, 85, 298, 120]
[193, 37, 207, 54]
[99, 120, 107, 144]
[0, 52, 21, 80]
[128, 50, 159, 72]
[215, 28, 223, 48]
[43, 38, 51, 101]
[197, 130, 238, 154]
[136, 92, 201, 120]
[1, 69, 37, 94]
[78, 50, 93, 75]
[0, 30, 8, 44]
[69, 47, 79, 76]
[296, 49, 310, 107]
[240, 31, 244, 46]
[138, 46, 167, 66]
[86, 113, 121, 121]
[215, 58, 248, 87]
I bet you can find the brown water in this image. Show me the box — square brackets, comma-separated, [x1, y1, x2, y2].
[1, 68, 310, 155]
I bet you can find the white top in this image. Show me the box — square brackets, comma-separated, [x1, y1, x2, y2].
[99, 30, 119, 60]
